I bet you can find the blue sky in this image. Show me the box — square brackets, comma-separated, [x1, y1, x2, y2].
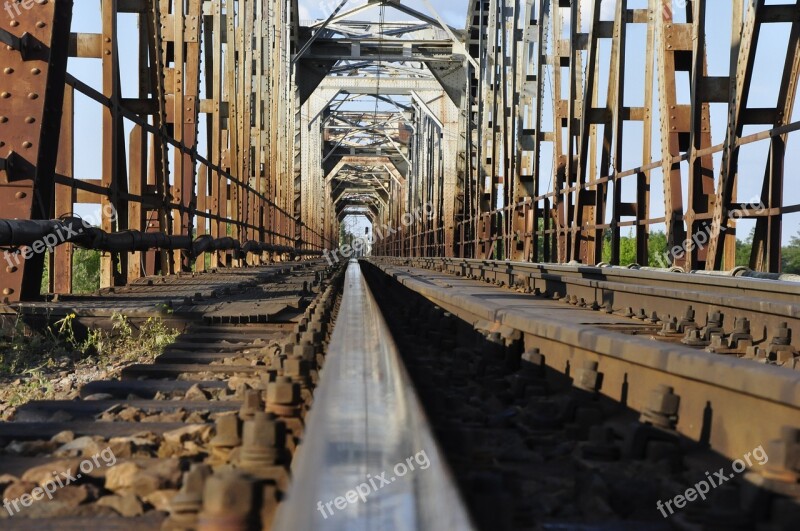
[67, 1, 800, 243]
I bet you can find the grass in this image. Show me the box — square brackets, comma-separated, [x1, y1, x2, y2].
[83, 313, 179, 365]
[0, 312, 179, 407]
[5, 368, 56, 407]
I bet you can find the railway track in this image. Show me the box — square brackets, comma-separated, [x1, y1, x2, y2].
[357, 258, 800, 530]
[1, 258, 799, 530]
[380, 257, 800, 361]
[0, 261, 345, 529]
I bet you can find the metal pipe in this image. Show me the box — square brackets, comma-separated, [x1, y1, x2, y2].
[0, 218, 321, 259]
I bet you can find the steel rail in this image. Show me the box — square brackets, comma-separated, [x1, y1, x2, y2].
[372, 256, 800, 353]
[274, 261, 474, 531]
[364, 258, 800, 469]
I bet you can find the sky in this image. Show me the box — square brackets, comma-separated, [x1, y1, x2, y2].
[65, 0, 800, 244]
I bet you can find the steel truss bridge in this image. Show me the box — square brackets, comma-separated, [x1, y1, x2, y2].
[1, 2, 800, 529]
[0, 1, 799, 301]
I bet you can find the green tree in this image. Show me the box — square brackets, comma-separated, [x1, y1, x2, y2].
[40, 248, 101, 295]
[601, 229, 667, 266]
[647, 231, 668, 267]
[783, 231, 800, 274]
[72, 248, 101, 294]
[735, 228, 755, 268]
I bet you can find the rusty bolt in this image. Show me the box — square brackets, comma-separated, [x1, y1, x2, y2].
[708, 333, 725, 349]
[682, 328, 709, 347]
[647, 385, 680, 416]
[733, 317, 751, 335]
[239, 412, 286, 471]
[640, 385, 680, 429]
[707, 311, 723, 328]
[660, 316, 680, 335]
[267, 377, 300, 409]
[771, 322, 792, 347]
[197, 471, 253, 531]
[296, 340, 316, 362]
[283, 355, 309, 380]
[521, 348, 545, 368]
[679, 305, 696, 330]
[210, 414, 241, 448]
[726, 317, 754, 350]
[171, 463, 212, 514]
[238, 389, 264, 421]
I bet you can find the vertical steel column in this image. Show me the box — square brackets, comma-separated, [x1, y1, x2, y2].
[0, 1, 72, 301]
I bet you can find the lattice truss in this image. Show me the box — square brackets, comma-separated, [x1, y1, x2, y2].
[0, 0, 328, 301]
[2, 0, 800, 302]
[294, 1, 464, 257]
[458, 0, 800, 271]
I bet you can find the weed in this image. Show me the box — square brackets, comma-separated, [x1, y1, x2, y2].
[0, 311, 178, 417]
[83, 313, 179, 365]
[5, 368, 56, 407]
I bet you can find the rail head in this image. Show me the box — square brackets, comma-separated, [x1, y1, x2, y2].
[274, 260, 475, 530]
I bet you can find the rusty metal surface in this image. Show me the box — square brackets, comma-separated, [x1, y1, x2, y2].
[365, 257, 800, 465]
[1, 0, 799, 305]
[0, 0, 331, 304]
[374, 256, 800, 358]
[1, 0, 799, 528]
[0, 0, 72, 301]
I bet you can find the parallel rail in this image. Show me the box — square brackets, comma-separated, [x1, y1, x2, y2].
[365, 258, 800, 478]
[375, 257, 800, 359]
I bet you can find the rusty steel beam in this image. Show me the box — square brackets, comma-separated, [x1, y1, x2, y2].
[439, 0, 800, 274]
[0, 1, 72, 302]
[0, 0, 330, 303]
[3, 0, 800, 303]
